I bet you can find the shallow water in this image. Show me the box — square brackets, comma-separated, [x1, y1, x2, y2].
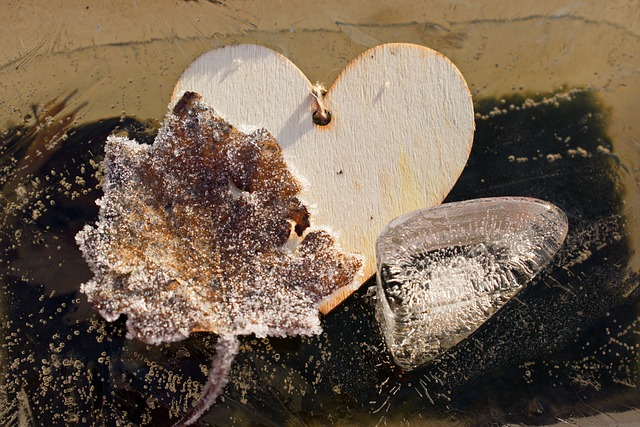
[2, 2, 640, 426]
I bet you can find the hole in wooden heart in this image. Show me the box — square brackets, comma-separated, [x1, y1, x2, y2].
[310, 82, 332, 126]
[312, 109, 332, 126]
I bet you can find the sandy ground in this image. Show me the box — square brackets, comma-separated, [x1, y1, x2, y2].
[1, 1, 639, 123]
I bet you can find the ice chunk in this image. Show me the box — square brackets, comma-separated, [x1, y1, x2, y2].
[375, 197, 568, 370]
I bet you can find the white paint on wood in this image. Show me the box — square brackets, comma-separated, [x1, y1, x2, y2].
[173, 43, 474, 313]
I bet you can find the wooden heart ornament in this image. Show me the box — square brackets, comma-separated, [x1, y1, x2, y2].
[173, 43, 475, 313]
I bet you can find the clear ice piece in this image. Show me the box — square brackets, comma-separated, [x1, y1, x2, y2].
[375, 197, 568, 370]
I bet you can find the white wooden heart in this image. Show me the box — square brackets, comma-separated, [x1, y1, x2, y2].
[172, 43, 474, 313]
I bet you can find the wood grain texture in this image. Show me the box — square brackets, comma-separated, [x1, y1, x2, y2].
[173, 43, 474, 313]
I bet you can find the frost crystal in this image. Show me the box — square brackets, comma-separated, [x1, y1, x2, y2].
[76, 91, 363, 345]
[376, 197, 568, 370]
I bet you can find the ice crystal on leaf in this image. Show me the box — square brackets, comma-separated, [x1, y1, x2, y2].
[76, 92, 363, 425]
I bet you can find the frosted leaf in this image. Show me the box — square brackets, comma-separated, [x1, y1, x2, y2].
[76, 92, 363, 424]
[375, 197, 568, 370]
[76, 91, 362, 343]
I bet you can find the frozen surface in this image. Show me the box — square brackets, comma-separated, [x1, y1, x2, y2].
[76, 92, 363, 345]
[376, 197, 568, 370]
